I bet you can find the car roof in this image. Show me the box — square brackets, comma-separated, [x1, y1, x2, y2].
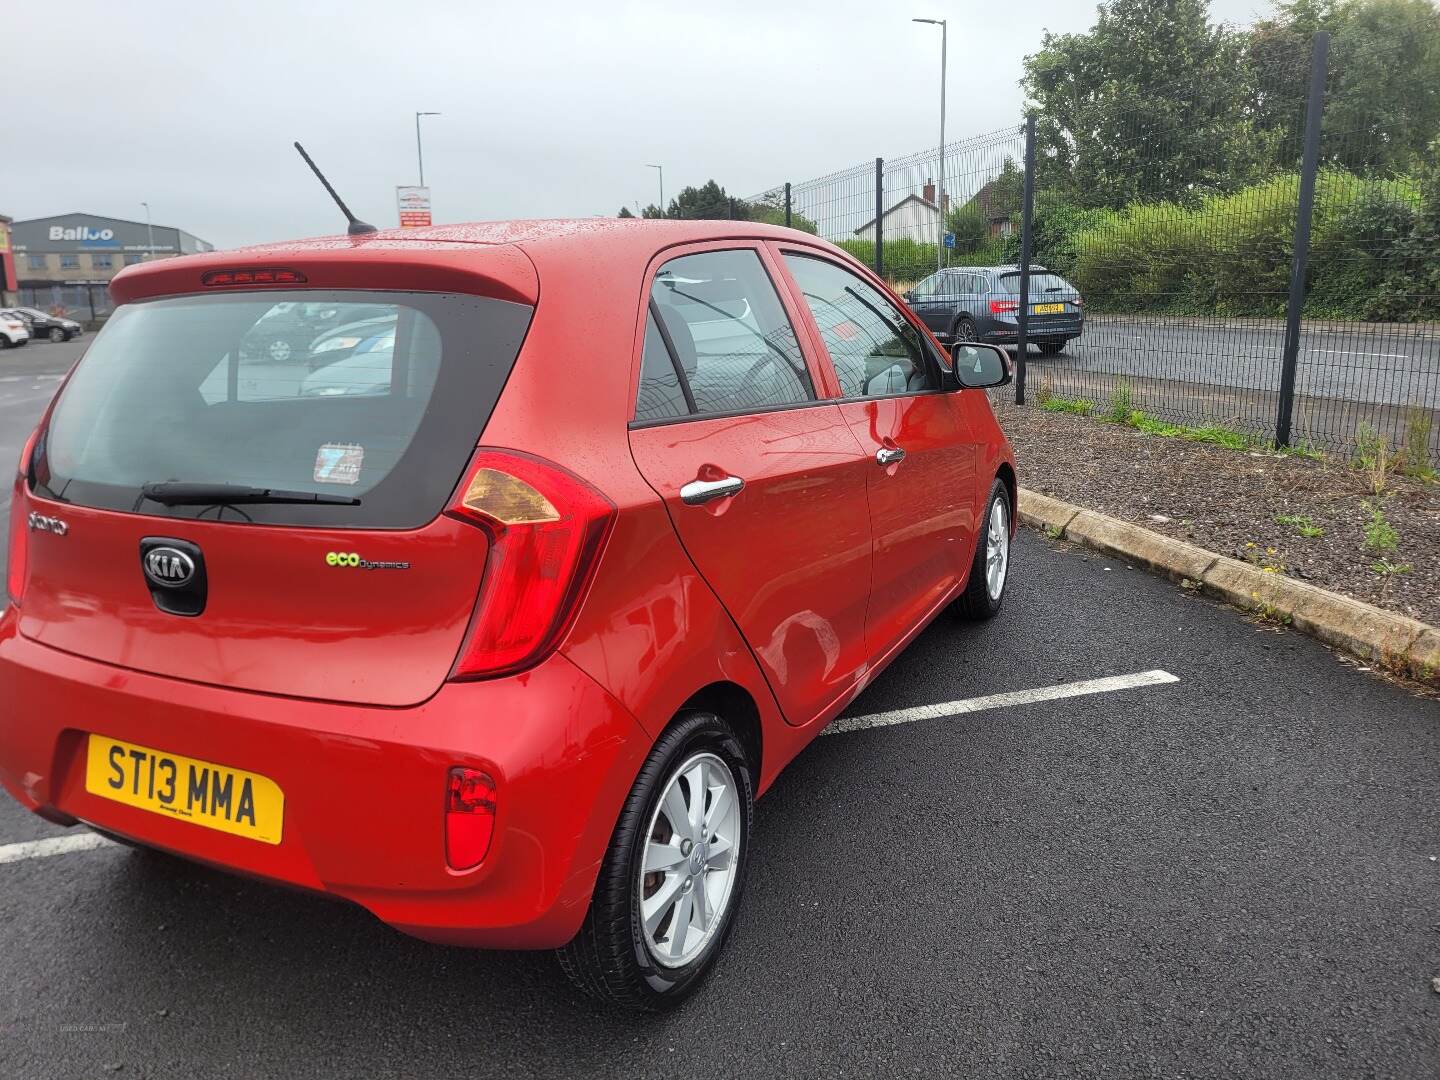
[108, 219, 846, 307]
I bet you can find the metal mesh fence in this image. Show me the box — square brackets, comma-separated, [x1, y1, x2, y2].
[739, 30, 1438, 467]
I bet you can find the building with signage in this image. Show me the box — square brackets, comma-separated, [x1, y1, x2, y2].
[12, 212, 214, 324]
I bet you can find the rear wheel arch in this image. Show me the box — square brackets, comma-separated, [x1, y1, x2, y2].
[676, 682, 762, 782]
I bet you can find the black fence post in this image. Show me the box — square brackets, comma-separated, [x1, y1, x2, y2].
[1275, 31, 1329, 448]
[784, 182, 792, 229]
[874, 158, 884, 276]
[1014, 115, 1036, 406]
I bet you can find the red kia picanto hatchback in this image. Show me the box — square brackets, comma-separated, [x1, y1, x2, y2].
[0, 220, 1016, 1009]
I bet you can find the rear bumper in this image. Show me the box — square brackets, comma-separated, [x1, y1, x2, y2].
[0, 608, 649, 949]
[979, 315, 1084, 343]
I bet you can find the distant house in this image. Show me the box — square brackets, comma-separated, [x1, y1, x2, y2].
[853, 181, 949, 244]
[964, 175, 1020, 238]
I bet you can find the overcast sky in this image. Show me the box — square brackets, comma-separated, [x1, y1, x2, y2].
[8, 0, 1272, 249]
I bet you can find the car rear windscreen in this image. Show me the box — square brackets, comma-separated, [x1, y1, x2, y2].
[998, 273, 1075, 295]
[33, 290, 533, 529]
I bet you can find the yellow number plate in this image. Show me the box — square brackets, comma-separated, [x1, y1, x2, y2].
[85, 735, 284, 845]
[1033, 302, 1066, 314]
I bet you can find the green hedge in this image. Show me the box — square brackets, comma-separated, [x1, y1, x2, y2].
[1029, 169, 1437, 321]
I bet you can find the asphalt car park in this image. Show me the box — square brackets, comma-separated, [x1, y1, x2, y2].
[1, 391, 1436, 1078]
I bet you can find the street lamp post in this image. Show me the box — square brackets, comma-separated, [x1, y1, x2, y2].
[645, 164, 664, 216]
[141, 201, 156, 259]
[913, 17, 947, 271]
[415, 111, 441, 187]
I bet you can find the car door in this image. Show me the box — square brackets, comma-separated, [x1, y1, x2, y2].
[776, 249, 980, 658]
[627, 244, 874, 727]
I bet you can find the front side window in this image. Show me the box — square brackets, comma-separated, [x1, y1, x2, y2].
[782, 253, 938, 399]
[910, 274, 938, 300]
[647, 249, 813, 417]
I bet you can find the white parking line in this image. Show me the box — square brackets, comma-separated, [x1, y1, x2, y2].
[0, 832, 112, 865]
[827, 669, 1180, 735]
[0, 671, 1179, 864]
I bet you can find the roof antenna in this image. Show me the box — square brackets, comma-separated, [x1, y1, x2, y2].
[293, 141, 377, 236]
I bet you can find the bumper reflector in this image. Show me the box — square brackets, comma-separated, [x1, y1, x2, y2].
[445, 767, 496, 870]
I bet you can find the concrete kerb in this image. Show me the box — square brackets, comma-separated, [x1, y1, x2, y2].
[1017, 488, 1438, 685]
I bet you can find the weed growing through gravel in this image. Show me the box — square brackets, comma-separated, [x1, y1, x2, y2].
[1400, 408, 1436, 482]
[1363, 501, 1399, 553]
[1371, 558, 1413, 577]
[1243, 541, 1286, 573]
[1041, 396, 1095, 416]
[1107, 381, 1133, 423]
[1273, 440, 1324, 461]
[1275, 513, 1324, 538]
[1353, 423, 1393, 496]
[1121, 410, 1257, 451]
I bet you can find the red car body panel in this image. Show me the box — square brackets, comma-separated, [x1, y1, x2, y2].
[17, 499, 488, 707]
[0, 219, 1016, 949]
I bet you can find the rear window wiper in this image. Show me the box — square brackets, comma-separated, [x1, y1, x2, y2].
[139, 482, 361, 507]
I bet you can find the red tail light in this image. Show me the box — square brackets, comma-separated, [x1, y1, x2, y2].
[989, 299, 1019, 314]
[445, 449, 616, 679]
[445, 766, 497, 870]
[5, 430, 38, 607]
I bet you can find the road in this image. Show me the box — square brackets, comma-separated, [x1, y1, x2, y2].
[1054, 316, 1439, 410]
[2, 502, 1437, 1070]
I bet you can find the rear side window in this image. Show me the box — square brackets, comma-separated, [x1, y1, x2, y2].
[644, 249, 813, 419]
[635, 309, 690, 421]
[781, 254, 937, 399]
[35, 290, 533, 529]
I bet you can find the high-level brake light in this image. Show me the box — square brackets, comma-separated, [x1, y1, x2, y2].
[202, 268, 308, 287]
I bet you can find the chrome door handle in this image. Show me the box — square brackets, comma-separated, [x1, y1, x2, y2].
[680, 475, 745, 505]
[875, 446, 906, 467]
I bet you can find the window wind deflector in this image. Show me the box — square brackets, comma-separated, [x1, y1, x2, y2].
[138, 482, 361, 507]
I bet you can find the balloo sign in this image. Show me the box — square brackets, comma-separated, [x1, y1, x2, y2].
[49, 225, 116, 245]
[396, 186, 432, 229]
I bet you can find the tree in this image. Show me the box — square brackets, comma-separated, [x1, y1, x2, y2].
[740, 191, 820, 234]
[667, 180, 734, 220]
[617, 206, 635, 218]
[1021, 0, 1255, 208]
[1248, 0, 1440, 175]
[640, 204, 666, 219]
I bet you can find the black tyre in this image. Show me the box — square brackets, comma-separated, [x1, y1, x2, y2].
[953, 478, 1011, 620]
[953, 315, 977, 342]
[49, 327, 66, 343]
[1037, 341, 1066, 356]
[0, 335, 9, 350]
[557, 710, 753, 1011]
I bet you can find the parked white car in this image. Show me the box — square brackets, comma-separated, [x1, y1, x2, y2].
[0, 311, 31, 349]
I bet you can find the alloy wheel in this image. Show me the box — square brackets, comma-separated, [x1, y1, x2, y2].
[986, 497, 1009, 600]
[638, 751, 742, 968]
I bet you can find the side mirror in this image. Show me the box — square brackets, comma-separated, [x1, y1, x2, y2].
[950, 342, 1011, 389]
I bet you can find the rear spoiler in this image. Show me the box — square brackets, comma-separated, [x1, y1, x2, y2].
[109, 241, 539, 307]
